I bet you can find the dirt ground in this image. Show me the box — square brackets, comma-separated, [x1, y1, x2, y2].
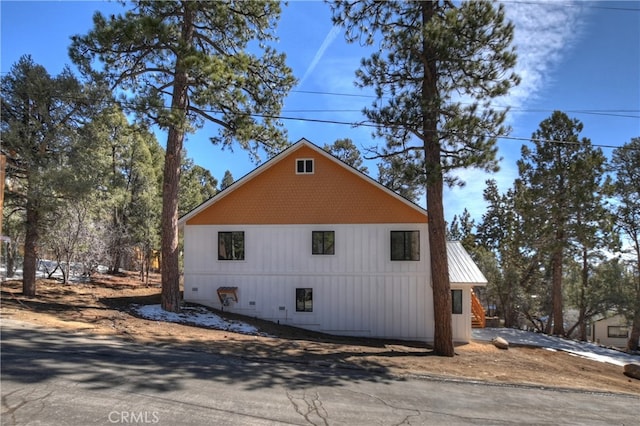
[1, 272, 638, 396]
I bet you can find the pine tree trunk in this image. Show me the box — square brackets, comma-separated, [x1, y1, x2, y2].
[628, 257, 640, 351]
[7, 242, 16, 277]
[427, 171, 454, 356]
[628, 312, 640, 352]
[110, 248, 121, 274]
[578, 247, 588, 341]
[420, 1, 453, 357]
[504, 301, 516, 329]
[160, 3, 194, 313]
[23, 200, 39, 296]
[578, 315, 587, 341]
[160, 132, 182, 312]
[551, 242, 565, 336]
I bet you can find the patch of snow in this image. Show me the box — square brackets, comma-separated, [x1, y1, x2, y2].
[473, 328, 639, 367]
[132, 304, 261, 335]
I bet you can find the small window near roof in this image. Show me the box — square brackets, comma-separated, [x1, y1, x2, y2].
[312, 231, 335, 255]
[296, 158, 314, 174]
[390, 231, 420, 261]
[218, 231, 245, 260]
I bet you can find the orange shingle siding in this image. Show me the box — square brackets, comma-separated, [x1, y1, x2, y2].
[186, 145, 427, 225]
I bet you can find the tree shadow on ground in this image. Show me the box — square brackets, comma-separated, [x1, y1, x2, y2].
[1, 278, 440, 393]
[1, 322, 404, 395]
[102, 293, 434, 350]
[95, 294, 442, 375]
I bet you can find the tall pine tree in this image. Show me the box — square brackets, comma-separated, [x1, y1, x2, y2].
[610, 137, 640, 350]
[331, 0, 520, 355]
[517, 111, 604, 336]
[71, 1, 295, 312]
[1, 56, 102, 295]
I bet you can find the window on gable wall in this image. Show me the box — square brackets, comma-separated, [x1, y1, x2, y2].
[390, 231, 420, 261]
[218, 231, 245, 260]
[296, 158, 314, 174]
[312, 231, 335, 255]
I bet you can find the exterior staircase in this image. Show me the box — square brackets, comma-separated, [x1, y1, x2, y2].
[471, 290, 486, 328]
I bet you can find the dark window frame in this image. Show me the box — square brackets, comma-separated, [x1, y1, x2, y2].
[607, 325, 629, 338]
[390, 230, 420, 261]
[296, 158, 314, 174]
[451, 289, 463, 315]
[296, 288, 313, 312]
[218, 231, 245, 260]
[312, 231, 335, 255]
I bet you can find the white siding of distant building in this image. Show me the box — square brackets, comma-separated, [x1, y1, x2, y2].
[592, 315, 630, 348]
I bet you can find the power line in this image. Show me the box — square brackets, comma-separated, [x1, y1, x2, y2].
[3, 91, 637, 150]
[272, 114, 637, 151]
[290, 89, 373, 99]
[289, 90, 640, 118]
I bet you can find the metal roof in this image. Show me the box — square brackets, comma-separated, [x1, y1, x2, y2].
[447, 241, 488, 285]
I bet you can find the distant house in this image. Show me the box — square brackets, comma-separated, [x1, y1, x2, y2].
[592, 314, 630, 348]
[178, 138, 487, 343]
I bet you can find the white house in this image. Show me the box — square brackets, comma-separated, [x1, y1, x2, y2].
[591, 314, 630, 348]
[178, 138, 487, 343]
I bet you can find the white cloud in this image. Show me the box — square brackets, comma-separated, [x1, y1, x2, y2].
[444, 1, 591, 223]
[499, 0, 590, 111]
[291, 2, 593, 225]
[299, 25, 342, 88]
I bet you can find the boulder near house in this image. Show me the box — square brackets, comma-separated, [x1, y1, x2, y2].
[179, 139, 487, 343]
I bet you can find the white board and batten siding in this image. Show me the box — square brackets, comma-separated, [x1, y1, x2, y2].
[183, 223, 436, 341]
[181, 140, 487, 343]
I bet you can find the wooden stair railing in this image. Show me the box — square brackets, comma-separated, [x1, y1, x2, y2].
[471, 290, 486, 328]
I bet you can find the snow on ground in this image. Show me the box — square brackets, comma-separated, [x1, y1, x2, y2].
[132, 304, 262, 336]
[473, 328, 639, 367]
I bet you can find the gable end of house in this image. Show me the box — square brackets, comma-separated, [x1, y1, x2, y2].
[180, 138, 428, 225]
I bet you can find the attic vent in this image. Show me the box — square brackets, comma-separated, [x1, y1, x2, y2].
[296, 158, 314, 174]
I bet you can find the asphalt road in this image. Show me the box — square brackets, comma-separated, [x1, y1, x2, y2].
[1, 318, 638, 425]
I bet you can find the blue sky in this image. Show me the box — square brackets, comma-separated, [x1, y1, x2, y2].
[2, 1, 639, 224]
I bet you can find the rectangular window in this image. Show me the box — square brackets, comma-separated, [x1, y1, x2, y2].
[218, 231, 245, 260]
[296, 288, 313, 312]
[312, 231, 335, 255]
[390, 231, 420, 261]
[607, 326, 629, 338]
[452, 289, 463, 314]
[296, 158, 314, 174]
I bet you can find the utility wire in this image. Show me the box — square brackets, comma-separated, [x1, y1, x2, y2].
[3, 92, 637, 150]
[288, 90, 640, 118]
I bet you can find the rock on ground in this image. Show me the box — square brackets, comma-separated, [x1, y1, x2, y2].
[623, 363, 640, 380]
[492, 336, 509, 350]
